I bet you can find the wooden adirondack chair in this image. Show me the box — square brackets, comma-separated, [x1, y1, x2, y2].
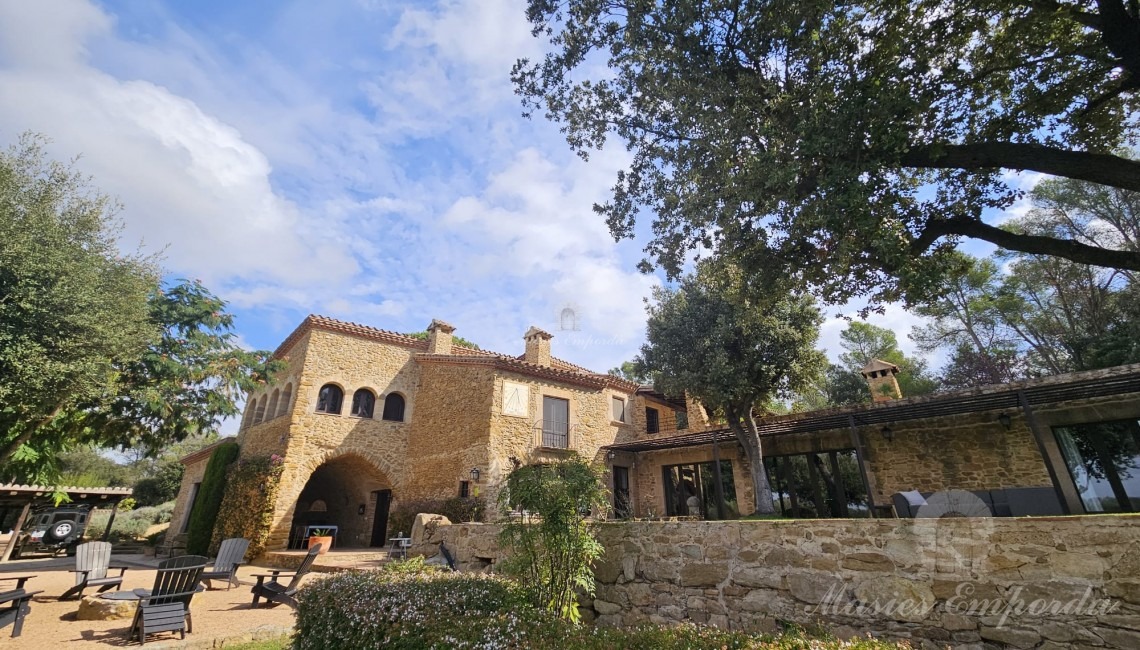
[249, 543, 321, 609]
[128, 555, 207, 645]
[201, 538, 250, 590]
[59, 541, 127, 600]
[0, 588, 42, 638]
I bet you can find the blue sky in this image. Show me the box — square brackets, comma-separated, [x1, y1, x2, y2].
[0, 0, 1038, 405]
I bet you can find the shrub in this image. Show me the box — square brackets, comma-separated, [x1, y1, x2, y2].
[294, 567, 533, 650]
[387, 496, 486, 538]
[294, 570, 911, 650]
[133, 461, 184, 506]
[498, 456, 607, 622]
[185, 441, 239, 555]
[87, 508, 151, 542]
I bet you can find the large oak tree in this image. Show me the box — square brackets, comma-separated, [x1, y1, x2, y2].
[514, 0, 1140, 308]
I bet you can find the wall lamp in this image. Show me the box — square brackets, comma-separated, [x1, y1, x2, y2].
[997, 412, 1012, 430]
[880, 425, 894, 442]
[470, 467, 481, 482]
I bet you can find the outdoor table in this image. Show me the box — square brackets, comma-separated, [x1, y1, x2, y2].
[388, 537, 411, 559]
[77, 589, 150, 621]
[301, 525, 338, 549]
[0, 575, 34, 590]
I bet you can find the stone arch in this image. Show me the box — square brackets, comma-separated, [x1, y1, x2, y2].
[253, 394, 268, 424]
[266, 389, 281, 421]
[277, 450, 397, 550]
[240, 399, 255, 430]
[277, 383, 293, 418]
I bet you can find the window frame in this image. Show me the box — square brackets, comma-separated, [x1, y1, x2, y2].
[646, 406, 660, 434]
[611, 396, 627, 423]
[350, 388, 376, 418]
[541, 395, 570, 448]
[316, 384, 344, 414]
[382, 393, 406, 422]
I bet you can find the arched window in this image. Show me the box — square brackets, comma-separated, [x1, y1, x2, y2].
[382, 393, 406, 422]
[253, 394, 268, 424]
[266, 389, 280, 421]
[316, 384, 344, 414]
[351, 389, 376, 418]
[278, 383, 293, 418]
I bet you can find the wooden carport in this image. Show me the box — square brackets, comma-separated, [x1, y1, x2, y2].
[0, 484, 134, 562]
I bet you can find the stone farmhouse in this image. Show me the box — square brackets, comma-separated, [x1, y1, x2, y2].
[170, 315, 1140, 553]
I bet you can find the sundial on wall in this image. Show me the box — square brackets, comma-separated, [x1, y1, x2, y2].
[502, 381, 529, 417]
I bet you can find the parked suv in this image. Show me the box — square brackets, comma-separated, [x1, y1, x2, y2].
[12, 505, 92, 558]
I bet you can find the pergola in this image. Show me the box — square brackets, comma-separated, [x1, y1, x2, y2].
[0, 484, 134, 562]
[604, 364, 1140, 517]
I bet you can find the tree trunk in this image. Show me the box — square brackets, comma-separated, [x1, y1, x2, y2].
[727, 404, 776, 515]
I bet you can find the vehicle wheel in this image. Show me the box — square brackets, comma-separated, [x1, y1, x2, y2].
[46, 519, 75, 542]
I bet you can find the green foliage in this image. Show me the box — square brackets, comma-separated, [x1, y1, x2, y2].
[186, 441, 239, 555]
[513, 1, 1140, 311]
[404, 330, 481, 350]
[116, 497, 136, 512]
[86, 501, 172, 542]
[638, 261, 826, 513]
[294, 569, 910, 649]
[294, 568, 532, 650]
[497, 456, 607, 622]
[0, 134, 277, 482]
[914, 175, 1140, 386]
[132, 461, 184, 507]
[0, 134, 158, 484]
[387, 497, 486, 539]
[210, 452, 284, 558]
[57, 446, 135, 488]
[607, 361, 649, 384]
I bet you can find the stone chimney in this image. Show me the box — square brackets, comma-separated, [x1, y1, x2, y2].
[426, 319, 456, 355]
[523, 326, 553, 367]
[684, 392, 710, 431]
[861, 359, 902, 402]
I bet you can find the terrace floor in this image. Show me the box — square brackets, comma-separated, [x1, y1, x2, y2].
[0, 555, 303, 649]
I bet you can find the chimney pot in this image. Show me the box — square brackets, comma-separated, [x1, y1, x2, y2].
[426, 319, 456, 355]
[523, 326, 553, 367]
[860, 358, 902, 402]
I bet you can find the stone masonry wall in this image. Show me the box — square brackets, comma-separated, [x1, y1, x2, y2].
[261, 328, 420, 550]
[431, 516, 1140, 650]
[169, 454, 210, 538]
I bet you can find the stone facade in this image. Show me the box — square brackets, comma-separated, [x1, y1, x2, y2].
[174, 315, 647, 552]
[430, 516, 1140, 650]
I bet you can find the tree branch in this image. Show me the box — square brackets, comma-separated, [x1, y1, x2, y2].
[900, 142, 1140, 192]
[913, 216, 1140, 270]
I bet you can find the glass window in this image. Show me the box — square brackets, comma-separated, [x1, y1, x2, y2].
[646, 407, 660, 434]
[1053, 419, 1140, 513]
[351, 389, 375, 418]
[612, 397, 626, 422]
[763, 449, 869, 518]
[675, 411, 689, 430]
[382, 394, 406, 422]
[542, 396, 569, 448]
[613, 466, 632, 518]
[662, 460, 737, 519]
[459, 481, 470, 498]
[316, 384, 343, 414]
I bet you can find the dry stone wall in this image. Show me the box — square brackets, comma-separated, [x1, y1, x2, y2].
[430, 516, 1140, 650]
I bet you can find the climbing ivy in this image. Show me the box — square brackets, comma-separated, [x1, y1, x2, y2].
[185, 441, 239, 555]
[211, 453, 286, 557]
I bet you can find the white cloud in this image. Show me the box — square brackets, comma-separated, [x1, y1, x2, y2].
[0, 1, 359, 292]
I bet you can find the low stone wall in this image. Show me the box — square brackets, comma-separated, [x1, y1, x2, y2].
[427, 515, 1140, 650]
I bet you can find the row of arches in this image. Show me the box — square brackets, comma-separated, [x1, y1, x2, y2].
[316, 384, 406, 422]
[242, 383, 294, 429]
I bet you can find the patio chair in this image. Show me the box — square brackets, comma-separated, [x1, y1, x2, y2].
[0, 588, 42, 638]
[250, 543, 321, 609]
[59, 541, 128, 600]
[201, 537, 250, 590]
[128, 554, 207, 645]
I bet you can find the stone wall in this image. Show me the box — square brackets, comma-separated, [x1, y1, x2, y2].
[169, 454, 210, 538]
[430, 516, 1140, 650]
